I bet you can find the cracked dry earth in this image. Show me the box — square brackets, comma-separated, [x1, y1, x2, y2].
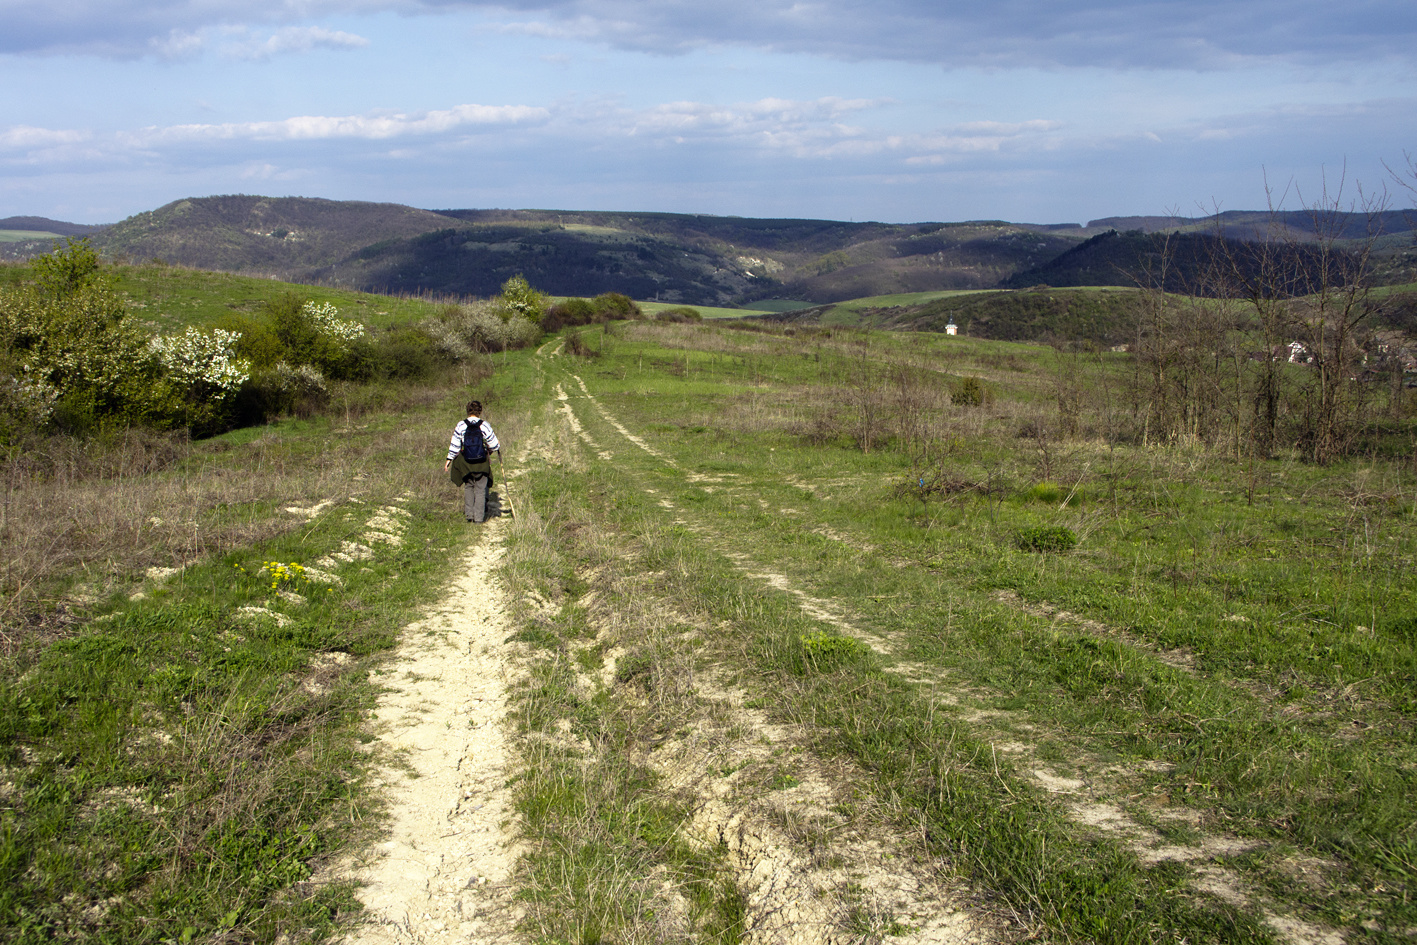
[338, 522, 524, 945]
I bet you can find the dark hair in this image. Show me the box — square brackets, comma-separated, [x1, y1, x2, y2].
[466, 400, 482, 416]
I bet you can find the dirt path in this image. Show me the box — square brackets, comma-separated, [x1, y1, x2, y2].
[339, 522, 523, 945]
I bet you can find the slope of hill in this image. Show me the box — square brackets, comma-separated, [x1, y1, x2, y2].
[95, 195, 456, 275]
[883, 287, 1143, 345]
[323, 221, 760, 304]
[1000, 228, 1404, 293]
[71, 196, 1095, 305]
[328, 215, 1090, 305]
[0, 216, 109, 260]
[1089, 209, 1417, 242]
[0, 216, 107, 238]
[757, 287, 1145, 347]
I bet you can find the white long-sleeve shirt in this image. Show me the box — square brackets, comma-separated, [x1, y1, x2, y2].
[446, 416, 501, 461]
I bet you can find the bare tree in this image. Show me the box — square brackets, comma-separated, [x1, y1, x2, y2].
[1210, 171, 1386, 463]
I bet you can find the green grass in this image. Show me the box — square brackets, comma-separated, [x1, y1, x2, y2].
[0, 351, 524, 943]
[745, 298, 817, 313]
[522, 320, 1417, 943]
[106, 263, 452, 333]
[636, 300, 772, 319]
[6, 270, 1414, 943]
[825, 289, 991, 311]
[0, 230, 64, 243]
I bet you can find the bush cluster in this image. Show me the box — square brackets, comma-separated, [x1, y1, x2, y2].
[0, 241, 165, 439]
[422, 299, 541, 357]
[653, 306, 704, 324]
[1, 252, 632, 442]
[542, 292, 642, 332]
[950, 376, 993, 407]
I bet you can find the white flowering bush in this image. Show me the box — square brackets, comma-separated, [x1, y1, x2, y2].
[492, 274, 549, 324]
[150, 328, 250, 401]
[272, 360, 327, 396]
[301, 301, 365, 346]
[0, 370, 61, 444]
[429, 300, 541, 356]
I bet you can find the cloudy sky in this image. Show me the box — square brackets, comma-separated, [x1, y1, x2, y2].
[2, 0, 1415, 225]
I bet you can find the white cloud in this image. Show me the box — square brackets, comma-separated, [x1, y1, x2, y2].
[626, 97, 876, 136]
[0, 126, 90, 149]
[132, 103, 550, 145]
[1, 96, 1061, 172]
[220, 26, 371, 59]
[149, 28, 205, 59]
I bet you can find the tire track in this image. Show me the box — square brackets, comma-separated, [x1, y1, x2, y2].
[551, 361, 1347, 945]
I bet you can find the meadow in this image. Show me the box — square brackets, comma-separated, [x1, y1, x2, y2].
[1, 279, 1414, 943]
[503, 320, 1416, 943]
[102, 261, 454, 334]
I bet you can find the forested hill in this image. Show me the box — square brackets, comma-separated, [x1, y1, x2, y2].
[1087, 209, 1417, 242]
[94, 196, 455, 274]
[8, 197, 1413, 304]
[65, 197, 1096, 306]
[1002, 228, 1416, 293]
[0, 216, 107, 237]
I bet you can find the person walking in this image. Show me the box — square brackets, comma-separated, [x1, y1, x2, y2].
[444, 401, 501, 522]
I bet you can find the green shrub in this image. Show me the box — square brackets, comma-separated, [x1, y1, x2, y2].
[29, 237, 107, 299]
[950, 375, 992, 407]
[492, 274, 548, 324]
[0, 250, 165, 435]
[1015, 525, 1078, 553]
[215, 312, 284, 369]
[655, 307, 703, 323]
[371, 326, 440, 380]
[565, 331, 600, 359]
[591, 292, 641, 319]
[542, 298, 598, 332]
[258, 296, 374, 381]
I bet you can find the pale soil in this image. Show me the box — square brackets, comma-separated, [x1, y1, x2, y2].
[336, 522, 523, 945]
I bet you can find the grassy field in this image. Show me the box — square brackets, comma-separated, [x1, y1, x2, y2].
[636, 300, 774, 319]
[104, 262, 453, 333]
[2, 292, 1415, 942]
[499, 321, 1416, 944]
[0, 346, 533, 941]
[0, 231, 64, 243]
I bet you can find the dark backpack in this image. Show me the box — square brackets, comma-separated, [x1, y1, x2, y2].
[460, 419, 488, 463]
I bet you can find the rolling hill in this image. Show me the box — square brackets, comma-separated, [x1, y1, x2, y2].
[71, 197, 1098, 306]
[7, 197, 1413, 306]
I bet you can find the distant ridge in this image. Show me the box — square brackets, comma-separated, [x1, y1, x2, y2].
[71, 196, 1096, 305]
[0, 216, 107, 237]
[1087, 210, 1417, 241]
[6, 196, 1412, 303]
